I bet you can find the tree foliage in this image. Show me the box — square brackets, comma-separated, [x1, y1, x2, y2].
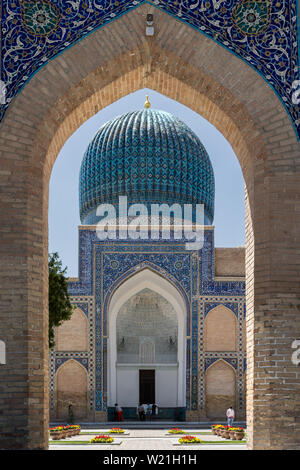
[49, 252, 74, 348]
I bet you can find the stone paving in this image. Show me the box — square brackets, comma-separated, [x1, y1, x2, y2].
[49, 426, 247, 451]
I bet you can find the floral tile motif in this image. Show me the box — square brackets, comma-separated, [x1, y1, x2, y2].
[21, 0, 61, 37]
[232, 0, 271, 37]
[0, 0, 299, 138]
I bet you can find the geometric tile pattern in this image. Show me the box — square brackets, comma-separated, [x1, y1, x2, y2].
[49, 296, 95, 412]
[59, 226, 246, 415]
[1, 1, 299, 139]
[199, 297, 246, 411]
[79, 109, 215, 225]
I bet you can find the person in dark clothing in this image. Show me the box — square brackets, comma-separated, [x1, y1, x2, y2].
[151, 403, 158, 419]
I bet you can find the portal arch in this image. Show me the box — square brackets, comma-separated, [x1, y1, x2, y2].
[107, 268, 187, 409]
[0, 4, 299, 450]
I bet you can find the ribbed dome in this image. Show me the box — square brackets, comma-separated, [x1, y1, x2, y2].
[79, 108, 215, 225]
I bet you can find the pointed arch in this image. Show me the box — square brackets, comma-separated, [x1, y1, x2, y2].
[204, 305, 237, 351]
[55, 307, 89, 352]
[104, 262, 189, 330]
[0, 3, 299, 449]
[205, 359, 237, 419]
[107, 268, 187, 408]
[55, 359, 88, 420]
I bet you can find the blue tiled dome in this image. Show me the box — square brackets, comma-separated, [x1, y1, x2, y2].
[79, 107, 215, 225]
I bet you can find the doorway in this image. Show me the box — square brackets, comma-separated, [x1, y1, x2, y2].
[139, 370, 155, 404]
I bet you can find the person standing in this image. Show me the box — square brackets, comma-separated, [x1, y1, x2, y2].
[115, 403, 123, 422]
[137, 403, 145, 421]
[226, 406, 235, 426]
[151, 403, 158, 420]
[68, 403, 74, 424]
[146, 403, 152, 421]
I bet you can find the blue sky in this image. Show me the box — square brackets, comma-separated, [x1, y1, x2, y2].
[49, 88, 245, 277]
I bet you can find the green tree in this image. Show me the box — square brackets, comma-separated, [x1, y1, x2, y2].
[48, 252, 74, 348]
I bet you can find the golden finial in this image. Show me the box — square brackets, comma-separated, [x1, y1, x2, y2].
[144, 95, 151, 108]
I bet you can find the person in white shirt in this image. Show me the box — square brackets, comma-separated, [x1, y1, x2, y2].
[137, 403, 145, 421]
[146, 403, 152, 420]
[226, 406, 235, 426]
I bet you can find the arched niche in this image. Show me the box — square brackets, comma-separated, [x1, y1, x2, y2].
[116, 288, 178, 365]
[55, 359, 88, 420]
[205, 359, 237, 419]
[55, 308, 88, 352]
[204, 305, 237, 351]
[107, 268, 186, 408]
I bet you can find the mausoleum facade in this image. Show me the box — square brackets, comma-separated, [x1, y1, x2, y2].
[50, 101, 246, 422]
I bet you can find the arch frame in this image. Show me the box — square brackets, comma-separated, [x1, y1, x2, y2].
[0, 4, 299, 450]
[1, 1, 299, 140]
[204, 304, 238, 352]
[205, 358, 238, 419]
[106, 268, 187, 408]
[54, 358, 89, 421]
[54, 307, 89, 352]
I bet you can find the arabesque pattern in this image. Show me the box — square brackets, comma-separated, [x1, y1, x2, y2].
[0, 0, 299, 138]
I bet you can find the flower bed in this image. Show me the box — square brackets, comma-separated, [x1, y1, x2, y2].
[211, 424, 226, 436]
[211, 424, 222, 435]
[178, 435, 202, 444]
[211, 425, 245, 440]
[64, 425, 81, 436]
[108, 428, 125, 434]
[168, 428, 185, 434]
[219, 425, 231, 439]
[49, 426, 65, 440]
[228, 427, 245, 440]
[90, 435, 114, 444]
[49, 425, 81, 439]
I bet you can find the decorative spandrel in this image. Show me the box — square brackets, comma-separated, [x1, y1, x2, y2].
[0, 1, 299, 139]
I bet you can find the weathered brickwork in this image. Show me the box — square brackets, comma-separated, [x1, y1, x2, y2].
[205, 360, 236, 419]
[55, 308, 89, 352]
[0, 5, 299, 450]
[204, 306, 238, 352]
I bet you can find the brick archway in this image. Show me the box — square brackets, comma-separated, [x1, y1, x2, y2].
[0, 6, 299, 450]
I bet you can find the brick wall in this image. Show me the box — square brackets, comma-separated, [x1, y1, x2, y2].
[0, 5, 299, 449]
[55, 308, 89, 352]
[215, 248, 245, 277]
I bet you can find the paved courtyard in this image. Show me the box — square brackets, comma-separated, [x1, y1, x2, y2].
[49, 424, 247, 451]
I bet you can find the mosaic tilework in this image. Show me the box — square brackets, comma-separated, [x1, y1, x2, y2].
[79, 109, 215, 224]
[49, 296, 95, 412]
[73, 302, 89, 317]
[1, 1, 299, 138]
[204, 301, 239, 318]
[64, 227, 246, 414]
[204, 355, 238, 371]
[97, 244, 193, 411]
[49, 348, 56, 411]
[198, 296, 246, 412]
[55, 354, 89, 372]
